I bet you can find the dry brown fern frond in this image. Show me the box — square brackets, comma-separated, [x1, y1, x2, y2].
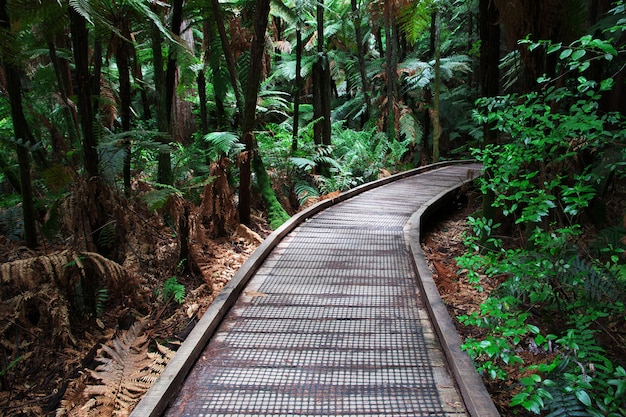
[76, 321, 173, 416]
[0, 250, 127, 292]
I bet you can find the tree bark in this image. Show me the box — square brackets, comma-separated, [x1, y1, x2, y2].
[211, 0, 244, 114]
[165, 0, 184, 126]
[292, 28, 302, 152]
[48, 40, 80, 154]
[479, 0, 500, 235]
[115, 23, 133, 194]
[432, 9, 441, 163]
[239, 0, 272, 225]
[313, 0, 332, 148]
[69, 6, 99, 178]
[384, 16, 398, 141]
[352, 0, 371, 125]
[151, 10, 173, 185]
[1, 0, 38, 248]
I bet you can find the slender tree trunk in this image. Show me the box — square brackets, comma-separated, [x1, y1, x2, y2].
[211, 0, 244, 114]
[165, 0, 183, 125]
[313, 0, 331, 149]
[384, 15, 398, 141]
[239, 0, 272, 225]
[151, 11, 173, 185]
[134, 64, 152, 121]
[48, 40, 80, 153]
[292, 28, 302, 152]
[479, 0, 500, 233]
[198, 21, 210, 135]
[352, 0, 371, 125]
[1, 0, 37, 248]
[115, 27, 133, 194]
[69, 6, 99, 178]
[432, 9, 441, 163]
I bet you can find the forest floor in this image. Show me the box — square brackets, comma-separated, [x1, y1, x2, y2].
[421, 194, 525, 416]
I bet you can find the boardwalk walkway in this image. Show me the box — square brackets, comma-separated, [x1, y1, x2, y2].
[132, 162, 499, 417]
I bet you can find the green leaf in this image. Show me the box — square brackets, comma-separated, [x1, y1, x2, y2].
[571, 49, 586, 61]
[560, 49, 573, 59]
[546, 43, 562, 54]
[575, 389, 592, 407]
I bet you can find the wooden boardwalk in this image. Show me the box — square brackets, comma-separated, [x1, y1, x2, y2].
[131, 162, 499, 417]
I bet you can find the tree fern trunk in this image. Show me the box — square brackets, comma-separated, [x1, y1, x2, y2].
[352, 0, 371, 125]
[292, 28, 302, 152]
[432, 9, 441, 163]
[239, 0, 272, 225]
[48, 40, 80, 154]
[313, 0, 332, 150]
[115, 31, 133, 194]
[69, 6, 99, 178]
[151, 13, 173, 186]
[212, 0, 244, 115]
[479, 0, 500, 249]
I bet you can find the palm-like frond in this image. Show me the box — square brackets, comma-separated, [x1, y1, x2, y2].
[202, 131, 244, 156]
[398, 0, 434, 46]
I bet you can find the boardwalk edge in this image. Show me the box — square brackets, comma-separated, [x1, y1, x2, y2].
[130, 160, 480, 417]
[407, 172, 501, 417]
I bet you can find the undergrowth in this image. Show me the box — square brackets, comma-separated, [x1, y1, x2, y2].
[457, 8, 626, 415]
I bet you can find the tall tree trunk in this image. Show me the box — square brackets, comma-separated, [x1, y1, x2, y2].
[48, 40, 80, 154]
[198, 70, 209, 135]
[432, 8, 441, 163]
[211, 0, 244, 114]
[115, 28, 133, 194]
[313, 0, 332, 149]
[352, 0, 371, 125]
[165, 0, 183, 126]
[69, 6, 99, 178]
[384, 14, 398, 141]
[1, 0, 38, 248]
[151, 11, 173, 185]
[292, 28, 302, 152]
[239, 0, 272, 225]
[479, 0, 500, 233]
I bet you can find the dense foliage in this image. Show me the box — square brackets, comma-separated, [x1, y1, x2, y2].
[457, 2, 626, 415]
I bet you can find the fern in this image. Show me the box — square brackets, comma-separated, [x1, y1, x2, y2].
[398, 0, 434, 45]
[545, 389, 588, 417]
[293, 181, 320, 206]
[96, 221, 116, 250]
[202, 131, 244, 157]
[590, 226, 626, 259]
[162, 277, 185, 304]
[79, 322, 174, 416]
[95, 287, 109, 317]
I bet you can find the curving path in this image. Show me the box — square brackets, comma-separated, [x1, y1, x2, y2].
[131, 161, 500, 417]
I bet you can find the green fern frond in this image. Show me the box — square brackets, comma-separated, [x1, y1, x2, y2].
[202, 131, 244, 156]
[95, 287, 109, 318]
[293, 181, 320, 206]
[289, 156, 316, 171]
[96, 221, 116, 250]
[398, 0, 434, 46]
[162, 277, 185, 304]
[545, 387, 588, 417]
